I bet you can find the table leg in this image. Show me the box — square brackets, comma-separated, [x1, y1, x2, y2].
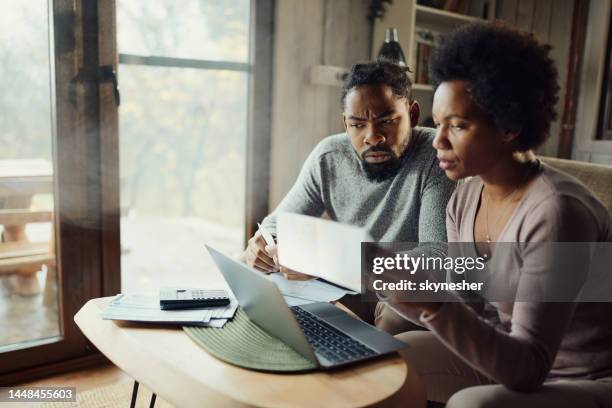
[149, 393, 157, 408]
[130, 381, 139, 408]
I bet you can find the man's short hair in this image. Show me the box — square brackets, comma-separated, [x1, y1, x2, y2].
[341, 61, 413, 107]
[430, 22, 559, 151]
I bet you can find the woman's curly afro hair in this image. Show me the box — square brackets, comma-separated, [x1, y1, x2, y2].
[430, 22, 559, 151]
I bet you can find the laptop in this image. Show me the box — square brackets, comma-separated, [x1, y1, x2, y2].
[205, 245, 407, 369]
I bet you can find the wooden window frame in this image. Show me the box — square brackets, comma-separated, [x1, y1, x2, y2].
[596, 16, 612, 140]
[245, 0, 275, 242]
[1, 0, 120, 384]
[115, 0, 274, 245]
[573, 0, 612, 156]
[3, 0, 275, 383]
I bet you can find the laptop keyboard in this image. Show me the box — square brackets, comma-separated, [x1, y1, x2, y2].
[291, 306, 377, 364]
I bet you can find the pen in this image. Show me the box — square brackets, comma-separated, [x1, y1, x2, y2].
[257, 223, 276, 247]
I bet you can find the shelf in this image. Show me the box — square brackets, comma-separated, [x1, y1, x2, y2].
[413, 83, 434, 92]
[415, 5, 486, 26]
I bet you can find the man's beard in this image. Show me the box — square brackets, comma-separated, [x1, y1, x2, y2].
[360, 146, 407, 182]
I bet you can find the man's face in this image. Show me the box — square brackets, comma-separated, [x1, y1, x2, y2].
[343, 84, 419, 181]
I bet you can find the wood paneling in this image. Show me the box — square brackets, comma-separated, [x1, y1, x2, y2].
[541, 0, 574, 156]
[558, 0, 591, 158]
[515, 0, 535, 31]
[497, 0, 518, 24]
[496, 0, 575, 157]
[531, 0, 552, 43]
[245, 0, 275, 241]
[269, 0, 370, 208]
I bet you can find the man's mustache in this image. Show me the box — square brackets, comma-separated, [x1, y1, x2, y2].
[361, 146, 396, 160]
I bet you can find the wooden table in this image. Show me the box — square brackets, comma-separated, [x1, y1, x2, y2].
[75, 297, 426, 408]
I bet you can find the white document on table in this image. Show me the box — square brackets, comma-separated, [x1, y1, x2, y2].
[267, 272, 351, 304]
[283, 296, 316, 307]
[277, 213, 369, 294]
[101, 294, 236, 326]
[209, 295, 239, 319]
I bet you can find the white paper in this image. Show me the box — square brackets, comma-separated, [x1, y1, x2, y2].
[206, 318, 229, 328]
[101, 294, 229, 325]
[268, 272, 353, 303]
[283, 295, 317, 307]
[210, 295, 239, 319]
[277, 213, 369, 293]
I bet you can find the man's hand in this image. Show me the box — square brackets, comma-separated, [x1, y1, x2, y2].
[243, 231, 279, 273]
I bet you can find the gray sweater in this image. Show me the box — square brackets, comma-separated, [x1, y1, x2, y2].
[262, 127, 455, 242]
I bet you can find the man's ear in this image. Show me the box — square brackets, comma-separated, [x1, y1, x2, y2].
[342, 113, 348, 131]
[409, 100, 420, 128]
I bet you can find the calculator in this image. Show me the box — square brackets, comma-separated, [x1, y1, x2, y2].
[159, 288, 230, 310]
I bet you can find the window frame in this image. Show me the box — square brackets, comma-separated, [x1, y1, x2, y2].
[116, 0, 274, 245]
[1, 0, 120, 382]
[573, 0, 612, 156]
[2, 0, 275, 382]
[596, 17, 612, 141]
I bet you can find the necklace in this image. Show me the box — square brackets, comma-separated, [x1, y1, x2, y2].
[484, 164, 534, 243]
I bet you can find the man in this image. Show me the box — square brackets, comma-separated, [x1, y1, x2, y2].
[243, 61, 455, 334]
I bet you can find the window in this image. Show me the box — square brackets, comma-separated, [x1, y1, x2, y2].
[117, 1, 252, 291]
[597, 19, 612, 140]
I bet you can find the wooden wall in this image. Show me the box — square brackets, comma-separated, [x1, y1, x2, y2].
[496, 0, 575, 157]
[267, 0, 607, 213]
[268, 0, 370, 208]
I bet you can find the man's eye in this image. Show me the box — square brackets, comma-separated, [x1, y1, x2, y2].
[382, 118, 395, 125]
[350, 123, 365, 128]
[451, 124, 466, 130]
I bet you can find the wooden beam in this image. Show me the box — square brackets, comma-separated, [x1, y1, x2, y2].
[0, 241, 51, 259]
[558, 0, 590, 158]
[0, 210, 53, 226]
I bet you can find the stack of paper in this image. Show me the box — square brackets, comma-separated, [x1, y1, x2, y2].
[267, 273, 357, 306]
[101, 294, 238, 328]
[277, 213, 370, 293]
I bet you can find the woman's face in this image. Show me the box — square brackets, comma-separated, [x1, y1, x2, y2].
[432, 80, 514, 180]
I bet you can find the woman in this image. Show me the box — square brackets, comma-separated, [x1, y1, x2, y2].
[385, 23, 612, 407]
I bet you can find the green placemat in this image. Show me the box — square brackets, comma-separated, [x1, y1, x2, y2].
[183, 309, 317, 372]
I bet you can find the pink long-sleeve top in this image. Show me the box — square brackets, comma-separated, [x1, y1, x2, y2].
[416, 161, 612, 391]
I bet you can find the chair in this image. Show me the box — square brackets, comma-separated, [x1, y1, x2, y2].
[541, 156, 612, 215]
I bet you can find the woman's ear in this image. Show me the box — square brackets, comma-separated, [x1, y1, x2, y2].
[409, 100, 420, 128]
[501, 128, 521, 144]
